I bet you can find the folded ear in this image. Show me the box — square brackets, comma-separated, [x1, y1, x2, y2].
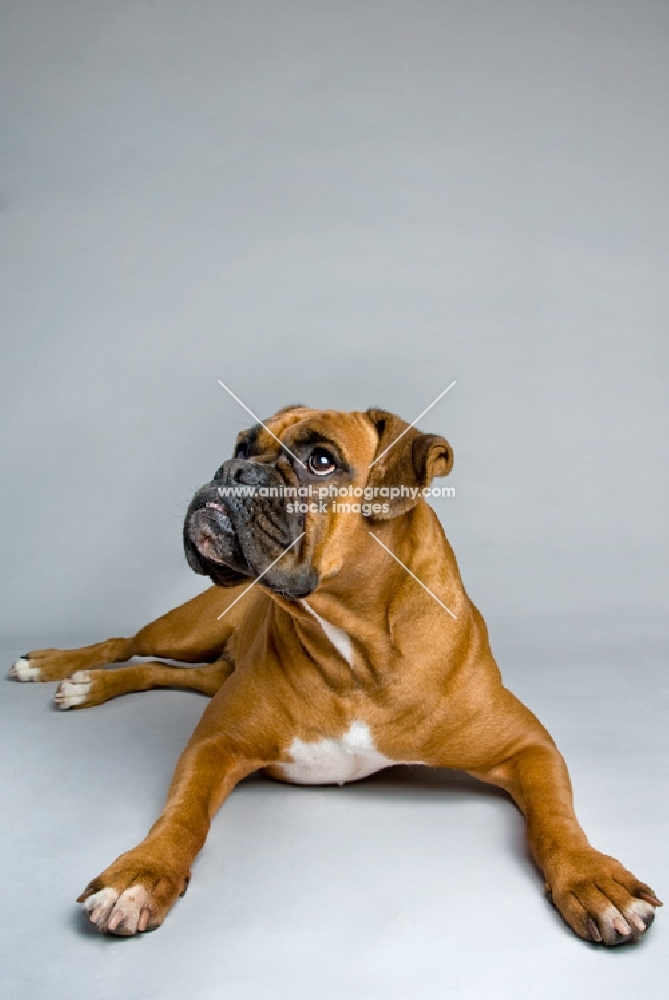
[365, 409, 453, 520]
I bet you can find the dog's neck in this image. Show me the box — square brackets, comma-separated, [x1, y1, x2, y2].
[291, 504, 466, 673]
[298, 598, 353, 665]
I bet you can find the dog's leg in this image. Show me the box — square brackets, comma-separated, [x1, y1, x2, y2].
[77, 679, 277, 935]
[466, 695, 662, 946]
[8, 636, 134, 683]
[8, 584, 252, 682]
[53, 657, 234, 710]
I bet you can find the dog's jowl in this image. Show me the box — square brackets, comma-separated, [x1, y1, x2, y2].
[9, 405, 662, 942]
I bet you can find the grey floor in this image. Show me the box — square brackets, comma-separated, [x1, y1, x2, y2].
[2, 618, 667, 1000]
[2, 0, 668, 996]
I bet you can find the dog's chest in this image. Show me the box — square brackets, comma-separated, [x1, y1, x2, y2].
[279, 603, 414, 784]
[278, 720, 397, 785]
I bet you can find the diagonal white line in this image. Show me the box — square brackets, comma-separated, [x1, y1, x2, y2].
[218, 380, 306, 468]
[368, 532, 457, 620]
[368, 381, 456, 469]
[217, 532, 306, 620]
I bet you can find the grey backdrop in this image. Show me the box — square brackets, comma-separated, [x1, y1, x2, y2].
[1, 2, 667, 998]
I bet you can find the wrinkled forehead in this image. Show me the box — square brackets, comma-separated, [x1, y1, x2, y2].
[236, 407, 378, 467]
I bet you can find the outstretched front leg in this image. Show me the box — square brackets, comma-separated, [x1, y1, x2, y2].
[77, 671, 283, 935]
[53, 657, 234, 710]
[464, 691, 662, 945]
[8, 583, 253, 684]
[9, 637, 134, 683]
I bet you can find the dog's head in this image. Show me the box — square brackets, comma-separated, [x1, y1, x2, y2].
[183, 405, 453, 599]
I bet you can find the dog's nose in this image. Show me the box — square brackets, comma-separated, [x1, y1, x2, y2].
[229, 461, 265, 486]
[211, 459, 281, 491]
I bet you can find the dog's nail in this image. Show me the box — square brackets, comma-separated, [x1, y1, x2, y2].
[586, 917, 602, 942]
[138, 907, 150, 932]
[639, 891, 662, 907]
[629, 913, 646, 933]
[612, 916, 631, 936]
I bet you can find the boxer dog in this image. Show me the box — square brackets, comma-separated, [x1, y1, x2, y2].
[9, 405, 661, 943]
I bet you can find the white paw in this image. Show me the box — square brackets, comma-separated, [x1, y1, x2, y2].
[81, 888, 119, 928]
[8, 657, 40, 681]
[595, 899, 657, 945]
[82, 885, 152, 935]
[54, 670, 91, 710]
[623, 898, 657, 935]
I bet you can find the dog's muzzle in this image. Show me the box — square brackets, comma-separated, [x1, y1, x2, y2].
[188, 502, 235, 565]
[183, 459, 317, 598]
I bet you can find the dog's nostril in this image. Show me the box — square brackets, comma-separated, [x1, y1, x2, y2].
[233, 464, 265, 486]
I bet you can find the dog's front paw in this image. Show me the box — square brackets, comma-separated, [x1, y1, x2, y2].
[548, 849, 662, 945]
[78, 851, 190, 936]
[8, 655, 40, 681]
[54, 671, 93, 710]
[8, 647, 85, 683]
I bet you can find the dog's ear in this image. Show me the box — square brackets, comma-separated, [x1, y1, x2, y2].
[365, 408, 453, 520]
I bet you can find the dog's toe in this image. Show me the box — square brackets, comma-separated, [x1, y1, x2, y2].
[82, 888, 120, 930]
[107, 886, 152, 935]
[8, 656, 40, 681]
[624, 898, 656, 935]
[592, 900, 655, 945]
[552, 851, 662, 946]
[82, 885, 152, 936]
[54, 671, 91, 710]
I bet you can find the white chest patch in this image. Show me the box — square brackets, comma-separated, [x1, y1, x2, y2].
[299, 599, 353, 666]
[279, 720, 403, 785]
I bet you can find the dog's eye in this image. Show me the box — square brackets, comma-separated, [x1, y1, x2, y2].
[234, 443, 249, 460]
[307, 448, 337, 476]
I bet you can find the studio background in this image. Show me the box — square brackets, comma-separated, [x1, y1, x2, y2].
[1, 2, 667, 998]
